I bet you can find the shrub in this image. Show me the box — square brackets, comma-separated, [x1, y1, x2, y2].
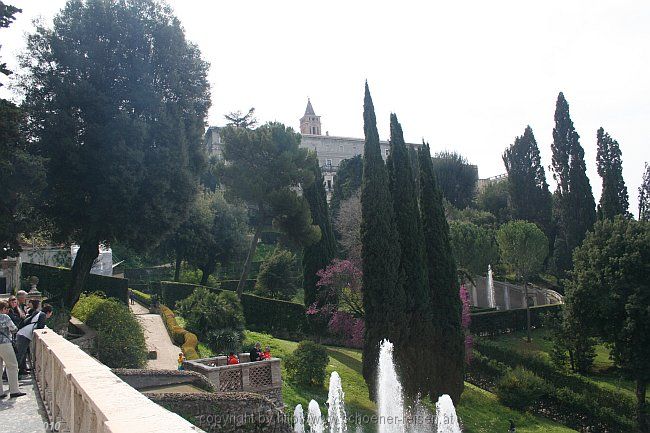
[177, 287, 245, 354]
[159, 305, 199, 360]
[285, 340, 329, 386]
[255, 248, 300, 300]
[496, 366, 551, 410]
[71, 294, 147, 368]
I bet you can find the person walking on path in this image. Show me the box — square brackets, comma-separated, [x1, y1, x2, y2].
[0, 301, 26, 399]
[15, 304, 52, 376]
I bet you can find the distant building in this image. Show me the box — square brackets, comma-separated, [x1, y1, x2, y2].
[477, 173, 508, 192]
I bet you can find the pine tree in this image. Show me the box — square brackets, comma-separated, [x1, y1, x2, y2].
[360, 83, 403, 399]
[418, 142, 464, 403]
[503, 126, 553, 235]
[639, 163, 650, 221]
[386, 114, 431, 399]
[550, 93, 596, 276]
[303, 156, 337, 310]
[596, 127, 629, 219]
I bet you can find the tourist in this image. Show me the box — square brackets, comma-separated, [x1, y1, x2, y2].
[177, 352, 185, 370]
[249, 342, 262, 362]
[262, 345, 271, 360]
[7, 296, 23, 326]
[227, 352, 239, 365]
[129, 289, 135, 305]
[0, 301, 26, 399]
[15, 304, 52, 376]
[508, 419, 516, 432]
[16, 290, 28, 316]
[26, 299, 41, 315]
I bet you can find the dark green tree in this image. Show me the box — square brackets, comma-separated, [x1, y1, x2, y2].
[360, 83, 403, 399]
[431, 151, 478, 209]
[218, 122, 320, 298]
[20, 0, 210, 306]
[550, 93, 596, 277]
[476, 180, 511, 225]
[565, 218, 649, 431]
[640, 163, 650, 222]
[449, 221, 499, 276]
[302, 156, 337, 308]
[502, 126, 552, 234]
[256, 248, 300, 300]
[329, 154, 363, 216]
[418, 142, 464, 403]
[386, 113, 431, 399]
[0, 1, 21, 81]
[596, 127, 629, 219]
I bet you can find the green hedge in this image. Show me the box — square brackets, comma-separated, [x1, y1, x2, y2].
[130, 289, 152, 306]
[215, 279, 256, 292]
[124, 266, 174, 283]
[157, 281, 306, 339]
[469, 304, 562, 336]
[22, 262, 129, 304]
[159, 304, 199, 360]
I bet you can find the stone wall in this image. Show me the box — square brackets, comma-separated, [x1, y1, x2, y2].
[113, 369, 214, 392]
[150, 392, 292, 433]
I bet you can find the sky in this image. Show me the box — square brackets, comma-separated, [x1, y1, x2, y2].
[1, 0, 648, 214]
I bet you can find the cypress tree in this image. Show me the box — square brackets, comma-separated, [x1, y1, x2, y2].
[639, 163, 650, 221]
[596, 127, 629, 219]
[360, 83, 403, 399]
[418, 142, 464, 403]
[502, 126, 553, 235]
[386, 114, 431, 399]
[303, 156, 337, 309]
[550, 93, 596, 276]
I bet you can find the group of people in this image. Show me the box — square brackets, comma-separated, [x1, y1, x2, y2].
[226, 342, 272, 365]
[0, 291, 53, 399]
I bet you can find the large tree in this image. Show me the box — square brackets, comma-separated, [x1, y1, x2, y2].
[596, 127, 629, 219]
[502, 126, 552, 235]
[475, 179, 511, 225]
[565, 218, 649, 432]
[431, 150, 478, 209]
[0, 1, 21, 81]
[218, 122, 320, 298]
[640, 163, 650, 222]
[302, 156, 337, 309]
[550, 93, 596, 277]
[449, 220, 499, 277]
[20, 0, 210, 306]
[496, 220, 548, 342]
[386, 113, 431, 399]
[419, 142, 464, 403]
[329, 154, 363, 217]
[360, 83, 403, 399]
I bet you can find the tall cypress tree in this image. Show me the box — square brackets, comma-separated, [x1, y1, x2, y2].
[502, 126, 553, 235]
[360, 83, 403, 399]
[386, 114, 431, 399]
[418, 142, 464, 403]
[596, 127, 629, 219]
[302, 156, 337, 309]
[550, 93, 596, 276]
[639, 163, 650, 222]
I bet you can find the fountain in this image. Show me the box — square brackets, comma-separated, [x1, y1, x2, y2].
[308, 399, 325, 433]
[294, 404, 305, 433]
[328, 371, 348, 433]
[377, 340, 406, 433]
[487, 264, 496, 309]
[434, 395, 461, 433]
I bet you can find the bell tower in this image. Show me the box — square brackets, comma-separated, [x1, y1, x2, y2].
[300, 98, 321, 135]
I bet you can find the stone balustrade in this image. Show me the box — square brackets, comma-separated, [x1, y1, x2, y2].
[31, 329, 203, 433]
[182, 355, 283, 406]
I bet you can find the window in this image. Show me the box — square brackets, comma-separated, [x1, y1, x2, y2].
[385, 149, 390, 156]
[326, 159, 332, 167]
[339, 145, 344, 151]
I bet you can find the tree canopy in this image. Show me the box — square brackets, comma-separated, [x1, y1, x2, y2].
[596, 127, 629, 219]
[20, 0, 211, 306]
[431, 151, 478, 209]
[640, 163, 650, 222]
[449, 220, 499, 277]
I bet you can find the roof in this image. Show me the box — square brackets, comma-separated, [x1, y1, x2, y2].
[304, 98, 316, 116]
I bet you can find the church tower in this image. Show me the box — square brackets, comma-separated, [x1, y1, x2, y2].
[300, 98, 322, 135]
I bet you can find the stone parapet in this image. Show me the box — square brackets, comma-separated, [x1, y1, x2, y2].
[31, 329, 203, 433]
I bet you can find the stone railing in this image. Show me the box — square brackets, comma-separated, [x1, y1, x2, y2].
[31, 329, 203, 433]
[182, 355, 283, 406]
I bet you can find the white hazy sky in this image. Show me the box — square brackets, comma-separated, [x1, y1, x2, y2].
[1, 1, 648, 214]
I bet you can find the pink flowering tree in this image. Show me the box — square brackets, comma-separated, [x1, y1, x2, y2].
[459, 284, 473, 364]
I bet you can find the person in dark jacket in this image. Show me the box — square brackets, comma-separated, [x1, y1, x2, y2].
[15, 304, 52, 376]
[249, 342, 262, 362]
[6, 296, 23, 326]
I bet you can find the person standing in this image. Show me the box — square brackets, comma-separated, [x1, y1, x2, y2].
[249, 342, 262, 362]
[0, 301, 26, 399]
[16, 291, 28, 316]
[7, 296, 23, 326]
[15, 304, 52, 376]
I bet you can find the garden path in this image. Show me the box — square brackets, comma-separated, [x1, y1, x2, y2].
[0, 373, 49, 432]
[130, 301, 180, 370]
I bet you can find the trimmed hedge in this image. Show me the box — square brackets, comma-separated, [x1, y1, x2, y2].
[159, 305, 199, 360]
[124, 266, 174, 283]
[215, 279, 256, 293]
[157, 281, 306, 339]
[22, 262, 129, 304]
[470, 304, 562, 336]
[130, 289, 152, 306]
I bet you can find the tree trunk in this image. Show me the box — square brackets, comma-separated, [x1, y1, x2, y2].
[524, 278, 532, 343]
[67, 237, 100, 307]
[236, 225, 262, 299]
[637, 380, 648, 433]
[174, 253, 181, 282]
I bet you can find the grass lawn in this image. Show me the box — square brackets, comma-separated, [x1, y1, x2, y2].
[485, 328, 647, 399]
[244, 331, 576, 433]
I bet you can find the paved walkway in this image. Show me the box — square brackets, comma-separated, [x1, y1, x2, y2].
[130, 301, 180, 370]
[1, 373, 49, 432]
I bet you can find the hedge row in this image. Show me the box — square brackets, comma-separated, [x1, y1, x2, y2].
[159, 304, 199, 360]
[215, 279, 256, 293]
[469, 304, 562, 336]
[155, 281, 306, 339]
[22, 262, 129, 304]
[130, 289, 152, 306]
[472, 339, 636, 431]
[124, 266, 174, 283]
